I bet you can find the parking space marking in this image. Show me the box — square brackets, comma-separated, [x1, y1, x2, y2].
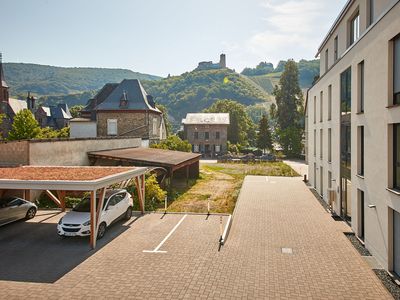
[143, 214, 187, 253]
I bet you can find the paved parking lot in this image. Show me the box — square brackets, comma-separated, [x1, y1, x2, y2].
[0, 176, 393, 299]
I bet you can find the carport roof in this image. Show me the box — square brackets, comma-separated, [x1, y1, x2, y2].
[0, 166, 147, 190]
[88, 147, 201, 171]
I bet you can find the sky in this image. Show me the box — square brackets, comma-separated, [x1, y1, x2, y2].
[2, 0, 347, 77]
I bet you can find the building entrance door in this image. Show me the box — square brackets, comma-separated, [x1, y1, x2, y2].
[341, 178, 351, 224]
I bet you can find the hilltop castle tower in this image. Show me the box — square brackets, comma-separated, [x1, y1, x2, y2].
[219, 53, 226, 68]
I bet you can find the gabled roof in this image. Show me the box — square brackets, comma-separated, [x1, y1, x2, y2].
[39, 106, 51, 117]
[182, 113, 230, 125]
[8, 98, 27, 115]
[95, 79, 161, 113]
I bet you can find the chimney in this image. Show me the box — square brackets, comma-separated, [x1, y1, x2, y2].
[26, 92, 36, 111]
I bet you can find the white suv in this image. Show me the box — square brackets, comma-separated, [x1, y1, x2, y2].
[57, 189, 133, 239]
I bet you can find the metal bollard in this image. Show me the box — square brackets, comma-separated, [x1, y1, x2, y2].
[164, 196, 167, 214]
[303, 174, 308, 182]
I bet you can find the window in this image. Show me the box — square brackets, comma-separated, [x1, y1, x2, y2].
[320, 91, 323, 122]
[394, 36, 400, 105]
[358, 126, 364, 176]
[194, 132, 199, 140]
[193, 144, 199, 152]
[367, 0, 374, 27]
[314, 129, 316, 157]
[152, 118, 158, 135]
[215, 145, 221, 153]
[320, 129, 323, 159]
[358, 190, 365, 241]
[328, 128, 332, 163]
[334, 36, 339, 61]
[393, 124, 400, 190]
[107, 119, 117, 136]
[216, 131, 220, 139]
[328, 85, 332, 120]
[328, 171, 332, 189]
[350, 12, 360, 46]
[358, 61, 365, 113]
[314, 96, 316, 124]
[325, 49, 329, 72]
[341, 67, 352, 115]
[205, 132, 209, 140]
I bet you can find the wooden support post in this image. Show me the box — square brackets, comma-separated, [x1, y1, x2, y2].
[24, 190, 31, 201]
[0, 189, 6, 198]
[135, 176, 145, 214]
[56, 191, 66, 212]
[90, 190, 97, 249]
[95, 187, 106, 241]
[45, 190, 62, 208]
[141, 174, 145, 211]
[186, 165, 189, 187]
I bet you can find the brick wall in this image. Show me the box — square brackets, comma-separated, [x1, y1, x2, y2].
[97, 111, 165, 139]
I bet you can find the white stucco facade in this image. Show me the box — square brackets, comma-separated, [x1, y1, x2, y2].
[306, 0, 400, 273]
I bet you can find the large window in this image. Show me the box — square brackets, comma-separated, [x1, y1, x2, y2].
[205, 132, 209, 140]
[350, 12, 360, 46]
[393, 124, 400, 190]
[320, 129, 323, 159]
[328, 128, 332, 163]
[367, 0, 374, 27]
[334, 36, 339, 61]
[314, 129, 316, 157]
[328, 85, 332, 120]
[314, 96, 316, 123]
[320, 91, 323, 122]
[341, 68, 352, 115]
[358, 61, 365, 113]
[216, 131, 220, 139]
[394, 36, 400, 105]
[325, 49, 329, 72]
[358, 126, 364, 176]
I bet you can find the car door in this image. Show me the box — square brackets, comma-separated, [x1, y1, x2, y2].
[113, 193, 127, 217]
[0, 199, 10, 225]
[4, 198, 24, 223]
[104, 195, 119, 224]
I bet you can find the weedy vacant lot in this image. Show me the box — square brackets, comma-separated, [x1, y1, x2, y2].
[166, 161, 299, 214]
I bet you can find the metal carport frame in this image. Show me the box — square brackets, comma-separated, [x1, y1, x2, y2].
[0, 166, 147, 249]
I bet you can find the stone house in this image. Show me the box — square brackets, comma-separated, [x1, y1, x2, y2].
[71, 79, 166, 140]
[35, 104, 72, 129]
[182, 113, 229, 157]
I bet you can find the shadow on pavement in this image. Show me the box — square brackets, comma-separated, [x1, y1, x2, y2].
[0, 212, 142, 283]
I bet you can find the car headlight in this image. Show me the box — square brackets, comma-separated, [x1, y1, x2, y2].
[58, 218, 63, 225]
[83, 220, 90, 226]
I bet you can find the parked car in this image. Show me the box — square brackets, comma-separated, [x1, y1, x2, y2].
[57, 189, 133, 239]
[259, 154, 277, 162]
[0, 196, 37, 226]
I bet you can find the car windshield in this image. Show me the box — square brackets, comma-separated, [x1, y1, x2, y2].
[72, 197, 107, 212]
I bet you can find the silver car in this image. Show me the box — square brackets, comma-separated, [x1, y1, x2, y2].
[0, 197, 37, 226]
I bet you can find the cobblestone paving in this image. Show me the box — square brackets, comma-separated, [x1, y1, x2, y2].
[0, 176, 392, 299]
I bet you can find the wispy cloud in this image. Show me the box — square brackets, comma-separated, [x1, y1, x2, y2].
[228, 0, 346, 71]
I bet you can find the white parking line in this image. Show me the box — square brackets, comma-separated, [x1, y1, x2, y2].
[143, 214, 187, 254]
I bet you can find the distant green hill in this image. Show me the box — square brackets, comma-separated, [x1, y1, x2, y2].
[142, 68, 272, 123]
[4, 63, 161, 97]
[243, 59, 320, 93]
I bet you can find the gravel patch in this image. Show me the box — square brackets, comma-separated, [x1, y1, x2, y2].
[308, 187, 330, 211]
[344, 232, 371, 256]
[373, 269, 400, 300]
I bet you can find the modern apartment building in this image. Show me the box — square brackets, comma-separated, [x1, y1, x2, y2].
[306, 0, 400, 275]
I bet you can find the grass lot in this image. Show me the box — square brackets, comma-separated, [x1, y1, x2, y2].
[166, 162, 299, 214]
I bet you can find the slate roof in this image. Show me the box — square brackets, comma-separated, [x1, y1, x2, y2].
[39, 104, 72, 120]
[83, 83, 119, 112]
[182, 113, 230, 125]
[8, 98, 27, 115]
[95, 79, 160, 113]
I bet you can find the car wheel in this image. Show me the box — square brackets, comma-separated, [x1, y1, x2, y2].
[25, 207, 37, 220]
[125, 206, 133, 220]
[97, 222, 107, 239]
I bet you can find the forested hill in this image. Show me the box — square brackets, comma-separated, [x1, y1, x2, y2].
[142, 68, 272, 122]
[242, 59, 320, 93]
[4, 63, 161, 97]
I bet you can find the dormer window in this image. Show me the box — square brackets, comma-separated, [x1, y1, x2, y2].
[119, 90, 128, 108]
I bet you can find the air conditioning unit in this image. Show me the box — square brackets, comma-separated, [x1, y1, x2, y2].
[328, 188, 336, 208]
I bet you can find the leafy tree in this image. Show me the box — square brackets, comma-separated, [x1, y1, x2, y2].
[273, 60, 304, 157]
[0, 113, 5, 139]
[257, 114, 272, 154]
[150, 135, 191, 152]
[69, 105, 84, 118]
[156, 104, 172, 136]
[241, 62, 274, 76]
[8, 109, 41, 140]
[38, 126, 70, 139]
[204, 99, 255, 146]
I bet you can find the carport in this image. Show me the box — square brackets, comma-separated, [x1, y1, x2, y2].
[0, 166, 147, 249]
[88, 147, 201, 185]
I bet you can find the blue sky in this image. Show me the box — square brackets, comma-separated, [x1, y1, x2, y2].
[2, 0, 347, 77]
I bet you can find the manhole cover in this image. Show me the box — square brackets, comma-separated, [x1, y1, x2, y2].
[281, 247, 293, 254]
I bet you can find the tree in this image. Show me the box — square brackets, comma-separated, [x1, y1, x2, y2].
[38, 126, 70, 139]
[273, 60, 304, 157]
[204, 99, 255, 146]
[150, 135, 191, 152]
[0, 113, 5, 139]
[156, 104, 172, 136]
[257, 114, 272, 154]
[8, 109, 41, 141]
[69, 105, 85, 118]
